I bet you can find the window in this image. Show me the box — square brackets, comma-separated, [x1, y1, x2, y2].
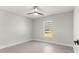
[43, 21, 54, 38]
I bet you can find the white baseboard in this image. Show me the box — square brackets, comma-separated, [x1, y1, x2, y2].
[33, 39, 73, 47]
[0, 39, 32, 49]
[0, 39, 73, 49]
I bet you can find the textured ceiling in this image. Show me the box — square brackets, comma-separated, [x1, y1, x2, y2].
[0, 6, 73, 18]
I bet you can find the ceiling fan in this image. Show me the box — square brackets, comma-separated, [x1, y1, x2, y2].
[27, 6, 44, 15]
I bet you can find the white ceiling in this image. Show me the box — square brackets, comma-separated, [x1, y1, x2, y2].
[0, 6, 73, 19]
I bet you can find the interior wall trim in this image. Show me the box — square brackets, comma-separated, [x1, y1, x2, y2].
[33, 39, 73, 47]
[0, 39, 73, 49]
[0, 39, 32, 49]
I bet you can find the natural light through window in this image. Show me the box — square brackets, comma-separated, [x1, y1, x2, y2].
[43, 21, 54, 38]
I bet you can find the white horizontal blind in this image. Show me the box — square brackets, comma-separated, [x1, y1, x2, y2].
[43, 21, 55, 38]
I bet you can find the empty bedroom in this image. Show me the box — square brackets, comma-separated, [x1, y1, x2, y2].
[0, 6, 74, 53]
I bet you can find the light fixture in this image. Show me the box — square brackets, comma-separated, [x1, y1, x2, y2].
[33, 12, 38, 15]
[27, 6, 44, 15]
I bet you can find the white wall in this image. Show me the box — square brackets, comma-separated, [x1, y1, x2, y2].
[74, 7, 79, 53]
[0, 10, 32, 48]
[32, 12, 73, 46]
[74, 7, 79, 40]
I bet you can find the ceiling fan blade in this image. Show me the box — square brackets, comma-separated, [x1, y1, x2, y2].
[27, 12, 34, 14]
[27, 11, 44, 15]
[37, 12, 44, 15]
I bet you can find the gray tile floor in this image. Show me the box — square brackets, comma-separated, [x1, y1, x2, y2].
[0, 40, 74, 53]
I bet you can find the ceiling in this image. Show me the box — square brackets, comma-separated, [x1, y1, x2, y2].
[0, 6, 73, 19]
